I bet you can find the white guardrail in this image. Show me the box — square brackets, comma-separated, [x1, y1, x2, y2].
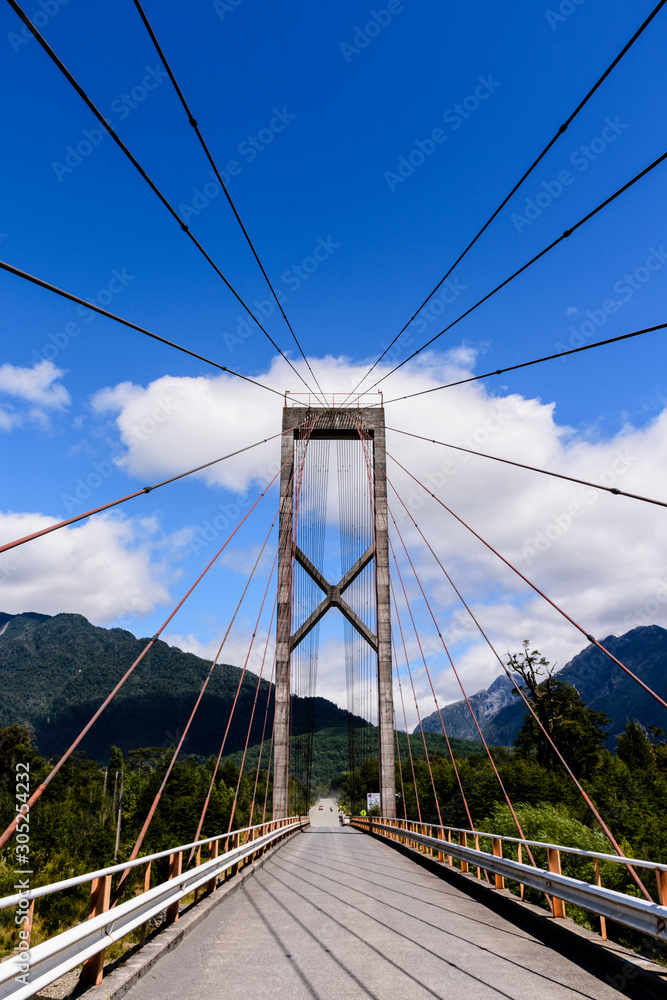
[352, 816, 667, 943]
[0, 817, 308, 1000]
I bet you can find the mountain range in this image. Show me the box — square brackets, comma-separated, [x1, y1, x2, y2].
[4, 612, 664, 764]
[0, 611, 480, 769]
[0, 611, 357, 761]
[418, 626, 667, 745]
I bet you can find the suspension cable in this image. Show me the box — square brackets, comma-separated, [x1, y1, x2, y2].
[351, 410, 471, 824]
[368, 150, 667, 389]
[389, 577, 444, 827]
[383, 445, 667, 711]
[387, 477, 654, 901]
[392, 638, 421, 823]
[226, 556, 280, 837]
[131, 0, 326, 404]
[0, 453, 287, 850]
[0, 258, 297, 398]
[249, 654, 277, 828]
[348, 0, 667, 394]
[386, 425, 667, 509]
[355, 413, 547, 890]
[120, 505, 281, 884]
[191, 413, 320, 841]
[261, 716, 276, 824]
[290, 415, 324, 813]
[390, 505, 543, 873]
[393, 717, 408, 822]
[5, 0, 317, 397]
[391, 554, 483, 833]
[0, 420, 311, 556]
[379, 322, 667, 406]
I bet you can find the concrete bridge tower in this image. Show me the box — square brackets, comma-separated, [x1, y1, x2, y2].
[273, 400, 395, 819]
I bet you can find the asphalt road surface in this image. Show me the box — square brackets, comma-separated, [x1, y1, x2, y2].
[309, 797, 340, 827]
[121, 825, 624, 999]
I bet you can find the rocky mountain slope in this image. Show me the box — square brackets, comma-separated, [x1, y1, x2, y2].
[418, 626, 667, 745]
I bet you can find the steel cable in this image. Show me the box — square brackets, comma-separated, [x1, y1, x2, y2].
[386, 425, 667, 509]
[131, 0, 326, 403]
[382, 445, 667, 711]
[5, 0, 317, 397]
[368, 150, 667, 389]
[348, 0, 667, 395]
[379, 322, 667, 407]
[0, 453, 289, 850]
[387, 475, 654, 901]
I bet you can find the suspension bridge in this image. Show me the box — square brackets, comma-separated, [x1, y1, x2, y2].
[2, 393, 667, 1000]
[2, 0, 667, 997]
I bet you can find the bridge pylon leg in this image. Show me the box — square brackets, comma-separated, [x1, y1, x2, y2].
[373, 414, 395, 819]
[272, 405, 395, 820]
[273, 416, 295, 819]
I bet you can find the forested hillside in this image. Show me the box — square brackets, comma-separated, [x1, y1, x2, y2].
[0, 611, 361, 760]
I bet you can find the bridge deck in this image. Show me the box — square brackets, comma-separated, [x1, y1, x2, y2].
[122, 817, 622, 999]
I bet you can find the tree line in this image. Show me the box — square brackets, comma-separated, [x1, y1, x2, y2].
[1, 642, 666, 960]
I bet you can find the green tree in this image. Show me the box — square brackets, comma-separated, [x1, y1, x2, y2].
[508, 641, 609, 778]
[616, 720, 654, 771]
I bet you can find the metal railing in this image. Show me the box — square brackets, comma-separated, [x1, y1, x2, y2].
[284, 392, 383, 409]
[352, 816, 667, 942]
[0, 816, 309, 1000]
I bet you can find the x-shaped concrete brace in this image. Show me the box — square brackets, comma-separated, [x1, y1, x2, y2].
[290, 543, 377, 652]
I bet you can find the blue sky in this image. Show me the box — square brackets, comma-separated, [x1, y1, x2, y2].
[1, 0, 666, 724]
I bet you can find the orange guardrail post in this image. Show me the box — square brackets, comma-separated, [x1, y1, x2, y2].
[517, 843, 525, 900]
[459, 831, 468, 874]
[547, 847, 566, 918]
[193, 846, 203, 902]
[207, 840, 219, 894]
[21, 898, 35, 951]
[80, 873, 112, 986]
[139, 861, 152, 946]
[436, 827, 445, 862]
[595, 858, 607, 940]
[230, 832, 240, 878]
[472, 834, 481, 880]
[165, 851, 182, 925]
[492, 838, 504, 889]
[656, 867, 667, 907]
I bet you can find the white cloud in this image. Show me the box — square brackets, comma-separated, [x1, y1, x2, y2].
[0, 512, 174, 624]
[90, 371, 285, 492]
[0, 360, 70, 430]
[85, 351, 667, 725]
[162, 618, 275, 681]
